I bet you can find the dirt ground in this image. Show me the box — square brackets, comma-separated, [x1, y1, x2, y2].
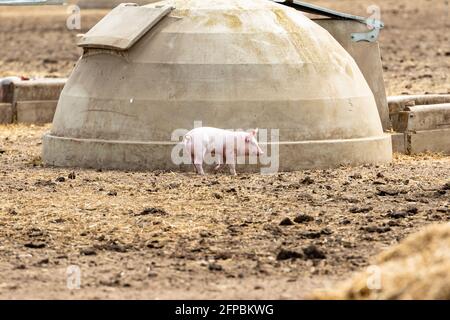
[0, 124, 448, 299]
[0, 0, 449, 96]
[0, 0, 449, 300]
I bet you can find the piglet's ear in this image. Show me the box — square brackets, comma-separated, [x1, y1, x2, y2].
[251, 128, 258, 136]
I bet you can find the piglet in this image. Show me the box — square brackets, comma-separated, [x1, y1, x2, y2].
[183, 127, 264, 175]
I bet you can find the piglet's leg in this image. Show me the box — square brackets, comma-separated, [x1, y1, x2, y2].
[214, 141, 227, 171]
[193, 148, 206, 175]
[229, 163, 237, 176]
[214, 155, 224, 171]
[191, 154, 198, 173]
[195, 164, 205, 175]
[224, 149, 237, 176]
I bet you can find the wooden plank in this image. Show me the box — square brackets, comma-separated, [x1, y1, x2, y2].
[408, 128, 450, 155]
[16, 100, 58, 124]
[394, 103, 450, 132]
[0, 103, 13, 124]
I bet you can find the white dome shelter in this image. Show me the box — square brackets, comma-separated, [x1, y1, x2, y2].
[43, 0, 392, 172]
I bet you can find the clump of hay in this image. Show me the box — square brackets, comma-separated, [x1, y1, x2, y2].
[314, 223, 450, 300]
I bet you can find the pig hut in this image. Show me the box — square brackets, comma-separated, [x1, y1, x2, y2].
[43, 0, 392, 172]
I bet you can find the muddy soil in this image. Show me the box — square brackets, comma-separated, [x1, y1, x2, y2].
[0, 125, 448, 299]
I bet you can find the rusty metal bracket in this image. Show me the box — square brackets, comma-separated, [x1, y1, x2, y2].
[271, 0, 384, 42]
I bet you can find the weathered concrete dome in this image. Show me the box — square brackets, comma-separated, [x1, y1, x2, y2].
[43, 0, 392, 171]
